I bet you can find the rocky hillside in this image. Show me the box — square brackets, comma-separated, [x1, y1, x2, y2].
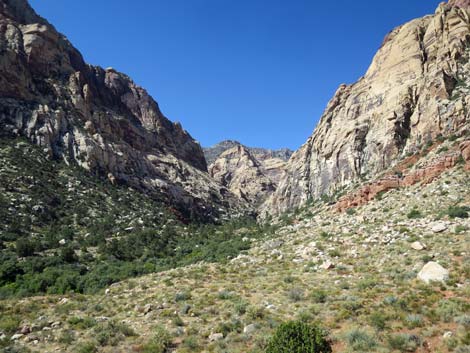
[0, 0, 245, 221]
[264, 0, 470, 215]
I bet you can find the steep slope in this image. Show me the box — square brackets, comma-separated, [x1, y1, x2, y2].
[208, 145, 276, 206]
[0, 0, 243, 221]
[264, 1, 470, 215]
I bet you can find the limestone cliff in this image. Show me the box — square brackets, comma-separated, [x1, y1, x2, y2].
[208, 145, 276, 206]
[263, 0, 470, 215]
[0, 0, 243, 221]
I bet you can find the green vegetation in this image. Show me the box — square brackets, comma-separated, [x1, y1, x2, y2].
[0, 135, 275, 298]
[266, 321, 331, 353]
[407, 209, 423, 219]
[446, 205, 469, 219]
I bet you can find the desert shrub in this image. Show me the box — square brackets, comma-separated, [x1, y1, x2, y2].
[234, 300, 249, 315]
[0, 315, 20, 334]
[287, 287, 305, 302]
[345, 328, 377, 351]
[310, 289, 327, 304]
[407, 209, 423, 219]
[76, 341, 98, 353]
[140, 325, 171, 353]
[247, 306, 266, 321]
[266, 321, 331, 353]
[58, 330, 76, 344]
[369, 311, 388, 331]
[405, 314, 424, 328]
[68, 316, 97, 330]
[15, 238, 35, 257]
[446, 206, 469, 219]
[94, 320, 136, 346]
[216, 319, 242, 336]
[175, 291, 191, 302]
[387, 333, 421, 352]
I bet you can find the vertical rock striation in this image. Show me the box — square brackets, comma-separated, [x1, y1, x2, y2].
[0, 0, 243, 221]
[263, 1, 470, 215]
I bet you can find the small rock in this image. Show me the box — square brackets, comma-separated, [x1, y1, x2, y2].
[208, 333, 224, 342]
[431, 223, 447, 233]
[58, 239, 66, 245]
[243, 324, 257, 334]
[51, 322, 61, 328]
[320, 261, 335, 270]
[443, 331, 453, 339]
[143, 304, 153, 314]
[20, 326, 31, 335]
[58, 298, 69, 305]
[411, 241, 426, 251]
[11, 333, 24, 341]
[417, 262, 449, 283]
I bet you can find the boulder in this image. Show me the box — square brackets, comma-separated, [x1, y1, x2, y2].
[417, 262, 449, 283]
[243, 324, 257, 335]
[320, 261, 335, 270]
[432, 223, 448, 233]
[208, 333, 224, 342]
[411, 241, 426, 251]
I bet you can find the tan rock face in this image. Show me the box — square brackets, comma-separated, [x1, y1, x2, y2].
[263, 1, 470, 215]
[209, 146, 276, 206]
[0, 0, 244, 221]
[204, 140, 292, 185]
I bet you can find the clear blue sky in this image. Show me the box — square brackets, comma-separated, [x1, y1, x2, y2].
[29, 0, 442, 150]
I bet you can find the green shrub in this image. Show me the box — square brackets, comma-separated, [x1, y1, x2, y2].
[310, 290, 327, 304]
[287, 287, 305, 302]
[15, 238, 35, 257]
[407, 209, 423, 219]
[405, 314, 424, 328]
[266, 321, 331, 353]
[68, 316, 97, 330]
[369, 311, 387, 331]
[94, 320, 136, 347]
[141, 325, 171, 353]
[76, 341, 98, 353]
[175, 291, 191, 302]
[345, 328, 377, 351]
[0, 315, 20, 334]
[387, 333, 421, 352]
[446, 206, 469, 219]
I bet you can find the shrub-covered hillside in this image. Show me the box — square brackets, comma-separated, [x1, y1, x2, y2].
[0, 134, 274, 298]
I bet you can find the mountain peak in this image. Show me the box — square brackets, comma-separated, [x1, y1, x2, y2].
[0, 0, 48, 25]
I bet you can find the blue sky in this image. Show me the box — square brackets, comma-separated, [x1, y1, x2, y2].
[29, 0, 442, 150]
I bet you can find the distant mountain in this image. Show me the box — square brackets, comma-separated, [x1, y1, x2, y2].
[204, 140, 293, 166]
[204, 141, 293, 206]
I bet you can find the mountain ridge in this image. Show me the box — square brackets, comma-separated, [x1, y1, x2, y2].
[262, 0, 470, 215]
[0, 0, 246, 221]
